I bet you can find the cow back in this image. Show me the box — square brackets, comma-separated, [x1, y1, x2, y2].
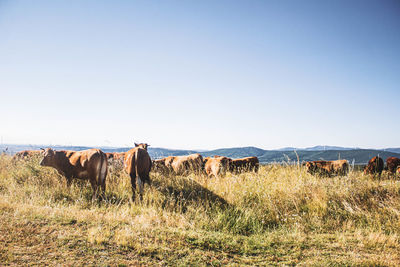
[386, 157, 400, 174]
[364, 156, 384, 175]
[124, 147, 152, 179]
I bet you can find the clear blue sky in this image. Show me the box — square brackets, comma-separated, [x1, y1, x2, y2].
[1, 0, 399, 150]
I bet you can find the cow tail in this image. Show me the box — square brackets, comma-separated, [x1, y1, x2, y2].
[135, 149, 144, 195]
[98, 151, 107, 195]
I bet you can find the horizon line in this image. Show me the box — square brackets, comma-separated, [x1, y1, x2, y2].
[0, 143, 397, 151]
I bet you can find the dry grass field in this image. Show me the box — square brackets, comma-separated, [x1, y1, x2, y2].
[1, 154, 400, 266]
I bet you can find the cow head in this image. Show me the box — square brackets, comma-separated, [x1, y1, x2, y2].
[40, 148, 55, 167]
[221, 157, 232, 171]
[363, 165, 369, 174]
[305, 162, 315, 174]
[135, 143, 149, 151]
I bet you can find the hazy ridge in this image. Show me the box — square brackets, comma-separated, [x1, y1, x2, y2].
[2, 144, 400, 164]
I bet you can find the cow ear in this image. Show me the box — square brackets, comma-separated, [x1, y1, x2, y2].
[134, 143, 138, 147]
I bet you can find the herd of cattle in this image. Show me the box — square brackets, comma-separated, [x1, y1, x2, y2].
[304, 156, 400, 178]
[11, 144, 259, 201]
[10, 145, 400, 201]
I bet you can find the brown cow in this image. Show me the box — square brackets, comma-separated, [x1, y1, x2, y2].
[124, 146, 152, 201]
[13, 150, 41, 160]
[230, 157, 259, 173]
[105, 153, 114, 160]
[152, 157, 173, 175]
[204, 156, 232, 178]
[152, 154, 204, 175]
[40, 148, 108, 200]
[386, 157, 400, 176]
[364, 156, 384, 177]
[305, 160, 349, 177]
[202, 157, 210, 167]
[105, 152, 126, 161]
[113, 152, 126, 160]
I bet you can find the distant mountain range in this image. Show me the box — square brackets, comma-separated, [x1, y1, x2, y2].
[278, 145, 359, 151]
[1, 144, 400, 164]
[383, 148, 400, 154]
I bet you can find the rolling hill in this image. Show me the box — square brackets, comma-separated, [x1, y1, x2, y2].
[1, 144, 400, 164]
[385, 148, 400, 154]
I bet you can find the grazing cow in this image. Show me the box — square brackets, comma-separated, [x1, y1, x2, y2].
[386, 157, 400, 176]
[112, 152, 126, 160]
[202, 157, 210, 168]
[152, 154, 204, 175]
[230, 157, 259, 173]
[305, 160, 349, 177]
[152, 157, 173, 175]
[40, 148, 108, 200]
[204, 156, 232, 178]
[105, 152, 126, 161]
[105, 153, 114, 160]
[124, 146, 152, 201]
[364, 156, 384, 177]
[13, 150, 41, 160]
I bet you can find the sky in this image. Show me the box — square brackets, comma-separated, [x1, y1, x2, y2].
[0, 0, 399, 150]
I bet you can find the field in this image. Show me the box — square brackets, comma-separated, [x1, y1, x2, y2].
[1, 155, 400, 266]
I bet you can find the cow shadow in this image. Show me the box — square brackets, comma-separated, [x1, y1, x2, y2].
[150, 175, 232, 213]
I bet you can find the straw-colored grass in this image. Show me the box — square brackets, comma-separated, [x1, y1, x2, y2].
[1, 154, 400, 265]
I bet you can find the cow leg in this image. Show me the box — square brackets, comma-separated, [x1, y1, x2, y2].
[101, 181, 106, 200]
[130, 173, 137, 201]
[99, 158, 107, 201]
[66, 177, 72, 188]
[137, 175, 144, 201]
[89, 178, 98, 202]
[143, 174, 151, 186]
[99, 176, 106, 201]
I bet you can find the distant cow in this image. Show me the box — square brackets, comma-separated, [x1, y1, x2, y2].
[152, 154, 204, 176]
[305, 160, 349, 177]
[364, 156, 384, 177]
[113, 152, 126, 160]
[386, 157, 400, 176]
[204, 156, 232, 178]
[40, 148, 108, 200]
[124, 146, 152, 201]
[230, 157, 259, 173]
[13, 150, 41, 160]
[152, 157, 173, 175]
[105, 152, 126, 161]
[105, 153, 114, 160]
[397, 166, 400, 177]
